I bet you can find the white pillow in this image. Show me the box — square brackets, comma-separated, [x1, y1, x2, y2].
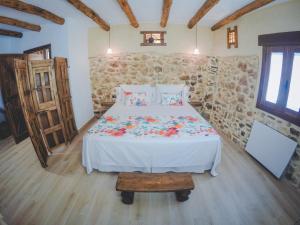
[161, 92, 183, 106]
[124, 92, 148, 106]
[156, 84, 189, 103]
[119, 85, 155, 104]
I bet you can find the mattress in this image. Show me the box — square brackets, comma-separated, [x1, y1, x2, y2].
[82, 103, 221, 176]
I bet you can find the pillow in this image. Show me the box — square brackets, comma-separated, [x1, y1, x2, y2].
[161, 93, 183, 106]
[156, 84, 189, 103]
[124, 91, 148, 106]
[120, 84, 155, 103]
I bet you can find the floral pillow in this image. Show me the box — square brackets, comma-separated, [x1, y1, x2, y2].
[161, 93, 183, 106]
[156, 85, 189, 103]
[124, 91, 148, 106]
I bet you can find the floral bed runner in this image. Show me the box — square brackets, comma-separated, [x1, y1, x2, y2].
[88, 115, 218, 138]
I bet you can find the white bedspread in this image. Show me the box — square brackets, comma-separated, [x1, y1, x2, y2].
[82, 103, 221, 176]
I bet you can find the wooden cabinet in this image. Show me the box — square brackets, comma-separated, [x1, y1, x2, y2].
[9, 57, 77, 167]
[54, 58, 78, 142]
[26, 58, 78, 152]
[28, 60, 67, 152]
[14, 59, 48, 167]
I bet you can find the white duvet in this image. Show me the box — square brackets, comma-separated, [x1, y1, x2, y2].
[82, 103, 221, 176]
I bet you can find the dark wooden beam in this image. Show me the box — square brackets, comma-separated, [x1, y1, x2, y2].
[0, 16, 41, 31]
[187, 0, 219, 29]
[0, 28, 22, 38]
[0, 0, 64, 25]
[117, 0, 139, 28]
[160, 0, 172, 28]
[211, 0, 274, 31]
[67, 0, 110, 31]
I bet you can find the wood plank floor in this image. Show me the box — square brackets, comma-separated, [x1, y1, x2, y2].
[0, 125, 300, 225]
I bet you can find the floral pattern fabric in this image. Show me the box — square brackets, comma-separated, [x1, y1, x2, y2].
[161, 93, 183, 106]
[124, 91, 148, 106]
[88, 115, 218, 138]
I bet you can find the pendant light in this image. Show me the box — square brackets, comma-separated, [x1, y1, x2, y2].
[193, 25, 200, 55]
[107, 29, 112, 54]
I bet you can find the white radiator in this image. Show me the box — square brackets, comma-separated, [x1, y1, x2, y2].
[246, 120, 297, 178]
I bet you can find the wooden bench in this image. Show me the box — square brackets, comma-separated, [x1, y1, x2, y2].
[116, 172, 194, 204]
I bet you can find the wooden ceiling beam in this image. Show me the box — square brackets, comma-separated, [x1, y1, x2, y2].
[188, 0, 219, 29]
[160, 0, 172, 28]
[0, 16, 41, 31]
[0, 0, 64, 25]
[117, 0, 139, 28]
[67, 0, 110, 31]
[0, 28, 22, 38]
[211, 0, 274, 31]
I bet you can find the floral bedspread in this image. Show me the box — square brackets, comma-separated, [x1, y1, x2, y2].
[88, 115, 218, 138]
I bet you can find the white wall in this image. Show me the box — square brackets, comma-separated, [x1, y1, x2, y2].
[0, 37, 13, 53]
[66, 18, 94, 129]
[88, 0, 300, 58]
[10, 22, 69, 57]
[88, 24, 213, 57]
[212, 0, 300, 56]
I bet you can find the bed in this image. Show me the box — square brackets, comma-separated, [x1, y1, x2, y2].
[82, 102, 221, 176]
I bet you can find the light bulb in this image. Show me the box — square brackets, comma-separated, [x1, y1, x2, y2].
[193, 48, 200, 55]
[107, 48, 112, 54]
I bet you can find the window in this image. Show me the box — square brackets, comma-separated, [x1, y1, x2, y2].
[257, 31, 300, 126]
[227, 26, 238, 49]
[140, 31, 166, 46]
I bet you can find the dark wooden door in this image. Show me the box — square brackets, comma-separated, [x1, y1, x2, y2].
[14, 59, 48, 167]
[0, 54, 28, 143]
[28, 60, 66, 152]
[54, 57, 78, 142]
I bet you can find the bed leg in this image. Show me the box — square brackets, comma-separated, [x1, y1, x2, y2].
[175, 190, 191, 202]
[121, 191, 134, 204]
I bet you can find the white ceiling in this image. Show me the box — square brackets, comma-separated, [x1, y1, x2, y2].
[0, 0, 290, 32]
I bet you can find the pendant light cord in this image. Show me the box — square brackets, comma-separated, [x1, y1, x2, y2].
[195, 25, 198, 49]
[108, 30, 111, 48]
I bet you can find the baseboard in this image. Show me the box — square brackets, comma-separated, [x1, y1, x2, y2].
[78, 116, 97, 134]
[60, 116, 97, 152]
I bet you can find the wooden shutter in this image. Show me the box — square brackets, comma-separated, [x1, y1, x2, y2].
[28, 60, 66, 152]
[54, 57, 78, 142]
[0, 54, 28, 143]
[14, 59, 48, 167]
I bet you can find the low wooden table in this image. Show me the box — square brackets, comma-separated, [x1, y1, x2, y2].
[116, 172, 195, 204]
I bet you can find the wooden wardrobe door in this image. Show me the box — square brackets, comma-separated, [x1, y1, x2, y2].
[14, 59, 48, 167]
[54, 57, 78, 142]
[0, 54, 28, 143]
[29, 60, 66, 152]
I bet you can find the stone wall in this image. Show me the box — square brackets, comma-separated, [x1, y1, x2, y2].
[89, 52, 300, 189]
[210, 56, 300, 188]
[89, 53, 217, 110]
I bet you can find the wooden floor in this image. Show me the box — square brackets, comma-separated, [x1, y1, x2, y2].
[0, 125, 300, 225]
